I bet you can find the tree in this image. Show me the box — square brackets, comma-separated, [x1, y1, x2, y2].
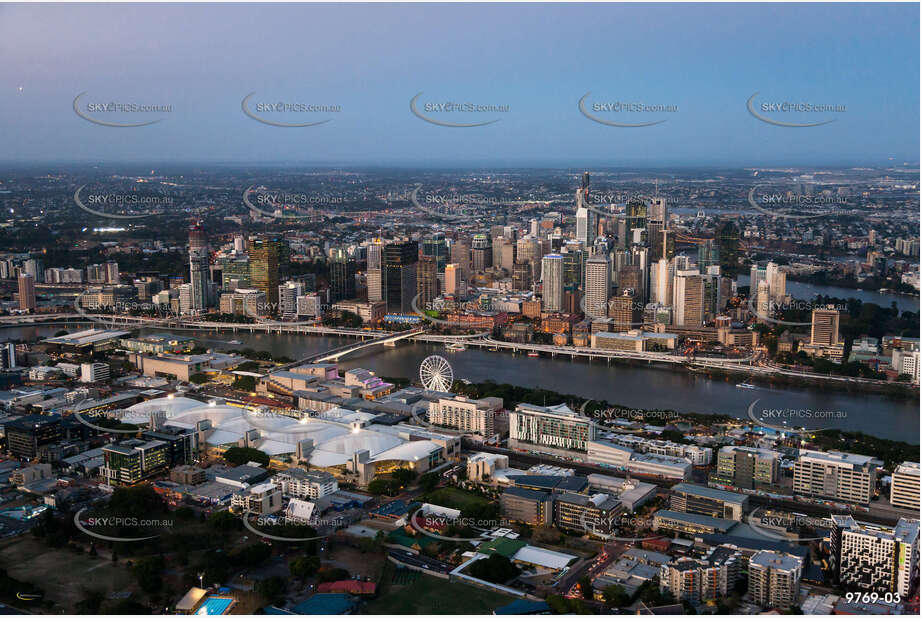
[603, 584, 630, 606]
[255, 576, 286, 604]
[468, 554, 520, 584]
[232, 375, 257, 392]
[316, 567, 349, 583]
[132, 556, 165, 594]
[418, 472, 440, 492]
[290, 555, 321, 578]
[578, 576, 593, 599]
[222, 446, 269, 466]
[189, 373, 209, 385]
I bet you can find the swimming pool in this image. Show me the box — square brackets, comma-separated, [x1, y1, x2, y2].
[196, 596, 234, 615]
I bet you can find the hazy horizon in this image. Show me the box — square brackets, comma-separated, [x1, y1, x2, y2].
[2, 2, 918, 166]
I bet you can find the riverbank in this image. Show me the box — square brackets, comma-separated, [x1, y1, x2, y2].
[2, 324, 917, 441]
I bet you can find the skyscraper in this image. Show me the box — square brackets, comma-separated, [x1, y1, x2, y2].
[18, 273, 35, 312]
[673, 270, 704, 327]
[329, 250, 357, 302]
[189, 250, 210, 311]
[625, 197, 648, 241]
[511, 262, 531, 291]
[278, 281, 304, 317]
[810, 306, 841, 346]
[718, 221, 741, 276]
[417, 255, 438, 308]
[766, 262, 786, 301]
[422, 234, 448, 272]
[541, 254, 564, 312]
[697, 239, 720, 273]
[247, 237, 281, 307]
[451, 238, 471, 274]
[471, 234, 491, 272]
[383, 241, 418, 313]
[444, 263, 463, 295]
[23, 259, 43, 283]
[583, 253, 610, 318]
[189, 219, 209, 255]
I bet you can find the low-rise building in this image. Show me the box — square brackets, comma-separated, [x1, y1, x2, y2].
[231, 481, 282, 514]
[499, 487, 553, 526]
[670, 483, 749, 521]
[652, 510, 737, 535]
[275, 468, 339, 500]
[554, 492, 623, 536]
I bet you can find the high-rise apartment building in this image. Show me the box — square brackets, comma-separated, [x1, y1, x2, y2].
[659, 547, 741, 605]
[748, 551, 803, 610]
[831, 515, 918, 596]
[673, 270, 704, 327]
[541, 254, 564, 313]
[583, 253, 610, 318]
[417, 255, 439, 308]
[189, 250, 210, 311]
[17, 273, 36, 312]
[278, 282, 304, 317]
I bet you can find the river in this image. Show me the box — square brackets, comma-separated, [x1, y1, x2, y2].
[4, 324, 917, 443]
[737, 275, 919, 314]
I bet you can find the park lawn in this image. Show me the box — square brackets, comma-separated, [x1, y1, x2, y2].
[364, 570, 514, 615]
[425, 487, 490, 512]
[0, 535, 140, 611]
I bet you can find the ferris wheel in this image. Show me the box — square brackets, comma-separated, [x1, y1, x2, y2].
[419, 355, 454, 392]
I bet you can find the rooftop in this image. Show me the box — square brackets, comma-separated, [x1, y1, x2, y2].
[671, 483, 748, 505]
[749, 550, 802, 572]
[654, 510, 737, 533]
